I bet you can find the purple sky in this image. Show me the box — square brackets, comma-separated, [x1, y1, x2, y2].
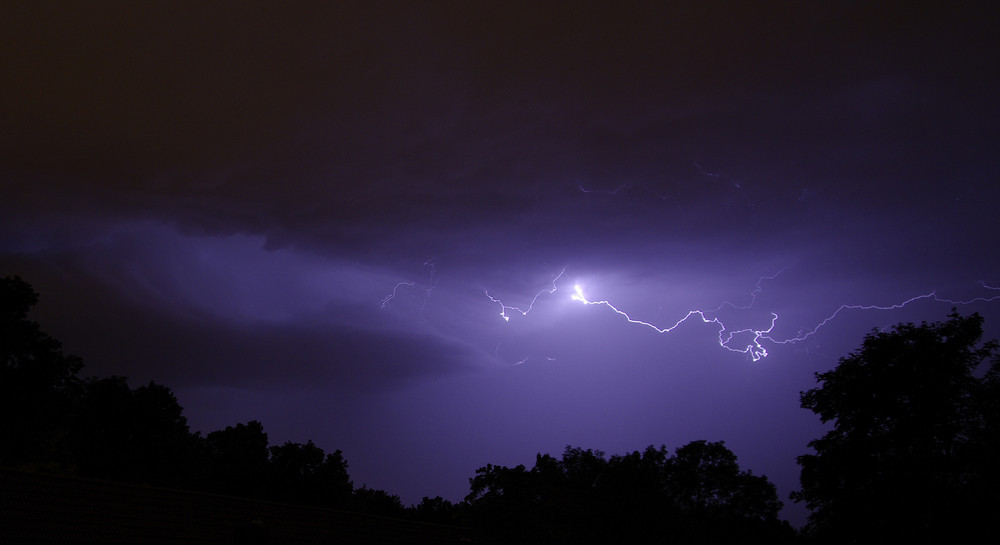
[3, 2, 999, 525]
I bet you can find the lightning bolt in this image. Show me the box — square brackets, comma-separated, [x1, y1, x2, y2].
[571, 283, 776, 361]
[763, 282, 1000, 346]
[710, 271, 783, 313]
[485, 267, 567, 322]
[381, 281, 415, 310]
[381, 259, 438, 312]
[489, 269, 1000, 363]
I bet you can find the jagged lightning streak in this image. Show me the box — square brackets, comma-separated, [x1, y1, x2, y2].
[485, 268, 567, 322]
[571, 283, 776, 361]
[486, 269, 568, 365]
[380, 259, 438, 312]
[569, 280, 1000, 361]
[709, 271, 783, 313]
[485, 270, 779, 361]
[764, 282, 1000, 345]
[381, 281, 415, 310]
[490, 268, 999, 363]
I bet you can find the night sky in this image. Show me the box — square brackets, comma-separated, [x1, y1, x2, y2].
[3, 2, 999, 525]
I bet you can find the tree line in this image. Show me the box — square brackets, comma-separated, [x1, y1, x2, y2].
[0, 275, 403, 516]
[3, 275, 998, 543]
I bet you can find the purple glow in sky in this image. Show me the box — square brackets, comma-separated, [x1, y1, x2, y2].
[3, 2, 999, 526]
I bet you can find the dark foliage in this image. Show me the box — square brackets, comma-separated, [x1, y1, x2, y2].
[0, 276, 358, 510]
[269, 440, 353, 508]
[204, 421, 272, 499]
[351, 486, 406, 518]
[0, 276, 83, 468]
[65, 376, 195, 486]
[411, 495, 465, 526]
[465, 442, 793, 544]
[793, 311, 1000, 543]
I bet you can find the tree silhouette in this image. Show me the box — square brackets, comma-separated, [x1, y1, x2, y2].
[600, 445, 673, 540]
[412, 495, 463, 525]
[205, 421, 272, 499]
[466, 442, 790, 544]
[1, 275, 83, 468]
[1, 276, 411, 520]
[793, 311, 1000, 543]
[66, 377, 195, 485]
[268, 440, 353, 508]
[351, 485, 406, 518]
[665, 440, 786, 543]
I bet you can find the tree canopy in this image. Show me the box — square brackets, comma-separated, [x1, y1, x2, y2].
[793, 311, 1000, 542]
[1, 276, 83, 468]
[466, 442, 792, 544]
[0, 275, 355, 508]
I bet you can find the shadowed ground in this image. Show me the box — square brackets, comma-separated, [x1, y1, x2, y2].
[0, 468, 484, 545]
